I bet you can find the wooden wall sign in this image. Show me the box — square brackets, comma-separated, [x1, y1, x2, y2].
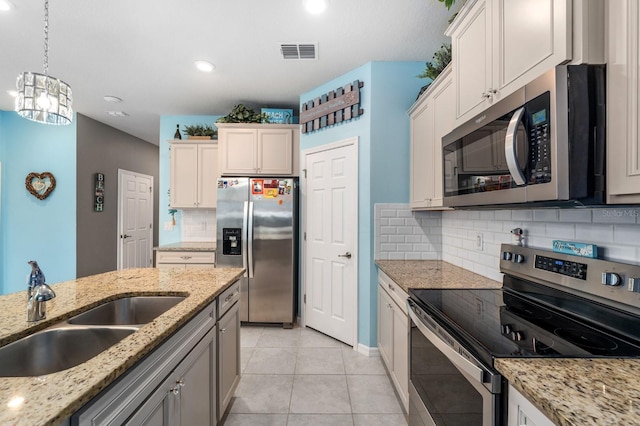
[94, 173, 105, 212]
[300, 80, 364, 133]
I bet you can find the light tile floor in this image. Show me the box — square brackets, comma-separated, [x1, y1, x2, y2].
[222, 325, 408, 426]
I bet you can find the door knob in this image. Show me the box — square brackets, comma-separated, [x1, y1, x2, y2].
[338, 252, 352, 259]
[120, 234, 132, 239]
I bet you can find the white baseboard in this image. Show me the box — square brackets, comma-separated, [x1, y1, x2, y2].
[357, 343, 380, 357]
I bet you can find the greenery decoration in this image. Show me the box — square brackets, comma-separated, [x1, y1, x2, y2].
[182, 124, 218, 138]
[418, 44, 452, 81]
[437, 0, 456, 10]
[216, 104, 269, 124]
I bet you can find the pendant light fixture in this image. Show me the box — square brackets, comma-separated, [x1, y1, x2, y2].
[15, 0, 73, 125]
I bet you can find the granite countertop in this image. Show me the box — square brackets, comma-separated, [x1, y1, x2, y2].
[0, 267, 244, 426]
[154, 241, 216, 251]
[496, 358, 640, 425]
[375, 260, 502, 293]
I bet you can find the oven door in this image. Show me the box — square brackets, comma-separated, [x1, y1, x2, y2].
[408, 299, 502, 426]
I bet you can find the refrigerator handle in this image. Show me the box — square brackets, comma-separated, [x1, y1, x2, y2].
[248, 201, 255, 278]
[242, 201, 249, 277]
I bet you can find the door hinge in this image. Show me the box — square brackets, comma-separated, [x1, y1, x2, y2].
[149, 186, 152, 193]
[303, 168, 307, 178]
[304, 294, 306, 304]
[303, 232, 306, 241]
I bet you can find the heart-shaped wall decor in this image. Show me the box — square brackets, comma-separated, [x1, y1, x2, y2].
[25, 172, 56, 200]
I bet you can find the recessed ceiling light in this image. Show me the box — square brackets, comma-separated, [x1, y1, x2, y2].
[103, 95, 122, 103]
[0, 0, 14, 12]
[194, 61, 215, 72]
[7, 90, 17, 97]
[303, 0, 327, 14]
[107, 111, 129, 117]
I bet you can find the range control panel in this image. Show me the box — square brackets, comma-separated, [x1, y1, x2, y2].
[500, 244, 640, 313]
[534, 255, 587, 280]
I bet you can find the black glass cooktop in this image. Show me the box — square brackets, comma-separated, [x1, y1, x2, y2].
[409, 276, 640, 364]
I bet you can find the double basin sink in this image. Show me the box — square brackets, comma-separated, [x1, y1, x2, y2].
[0, 296, 185, 377]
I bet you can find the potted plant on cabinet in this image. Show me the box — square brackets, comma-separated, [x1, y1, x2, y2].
[216, 104, 269, 123]
[182, 124, 218, 140]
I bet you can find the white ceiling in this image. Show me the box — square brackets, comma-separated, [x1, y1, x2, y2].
[0, 0, 457, 144]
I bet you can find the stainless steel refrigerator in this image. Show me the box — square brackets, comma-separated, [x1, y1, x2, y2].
[216, 177, 298, 327]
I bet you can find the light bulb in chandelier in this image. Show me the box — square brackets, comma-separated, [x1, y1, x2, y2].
[36, 90, 51, 110]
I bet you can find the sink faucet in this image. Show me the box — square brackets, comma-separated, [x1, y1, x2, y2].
[26, 261, 56, 322]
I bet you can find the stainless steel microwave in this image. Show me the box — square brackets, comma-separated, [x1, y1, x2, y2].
[442, 65, 605, 208]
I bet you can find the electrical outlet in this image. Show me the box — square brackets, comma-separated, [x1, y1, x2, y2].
[475, 232, 484, 251]
[475, 298, 484, 316]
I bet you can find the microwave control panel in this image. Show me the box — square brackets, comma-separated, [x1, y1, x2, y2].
[527, 92, 551, 185]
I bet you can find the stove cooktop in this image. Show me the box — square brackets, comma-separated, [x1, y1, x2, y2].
[409, 280, 640, 364]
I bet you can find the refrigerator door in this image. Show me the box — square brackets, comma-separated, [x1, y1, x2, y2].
[216, 178, 250, 321]
[248, 178, 297, 324]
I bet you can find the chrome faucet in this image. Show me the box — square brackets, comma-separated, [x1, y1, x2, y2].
[26, 260, 56, 322]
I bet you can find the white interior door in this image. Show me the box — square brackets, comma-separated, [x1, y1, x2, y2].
[118, 169, 153, 269]
[303, 138, 358, 346]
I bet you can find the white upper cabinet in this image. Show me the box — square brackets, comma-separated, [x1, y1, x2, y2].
[448, 0, 603, 125]
[169, 141, 219, 209]
[217, 123, 300, 176]
[409, 65, 454, 210]
[607, 0, 640, 204]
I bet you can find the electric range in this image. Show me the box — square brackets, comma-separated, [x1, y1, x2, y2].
[407, 244, 640, 425]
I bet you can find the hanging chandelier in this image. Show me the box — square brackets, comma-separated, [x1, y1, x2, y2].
[15, 0, 73, 125]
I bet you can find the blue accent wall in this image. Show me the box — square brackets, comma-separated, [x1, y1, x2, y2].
[0, 111, 77, 294]
[158, 115, 221, 245]
[300, 61, 424, 348]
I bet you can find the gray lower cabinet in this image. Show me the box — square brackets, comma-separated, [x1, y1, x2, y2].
[71, 281, 242, 426]
[127, 327, 217, 425]
[217, 282, 241, 421]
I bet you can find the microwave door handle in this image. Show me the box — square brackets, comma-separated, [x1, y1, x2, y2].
[408, 307, 486, 385]
[505, 107, 527, 186]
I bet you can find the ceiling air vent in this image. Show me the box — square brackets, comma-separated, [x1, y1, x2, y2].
[280, 43, 318, 60]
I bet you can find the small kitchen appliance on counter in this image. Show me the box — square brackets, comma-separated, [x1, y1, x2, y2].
[408, 244, 640, 425]
[216, 177, 298, 327]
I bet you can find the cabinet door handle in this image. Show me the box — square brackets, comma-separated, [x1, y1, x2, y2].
[180, 255, 192, 260]
[387, 303, 393, 309]
[221, 328, 227, 333]
[170, 386, 180, 395]
[176, 379, 185, 387]
[388, 284, 394, 291]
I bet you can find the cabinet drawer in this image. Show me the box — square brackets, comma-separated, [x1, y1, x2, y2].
[156, 251, 216, 265]
[378, 271, 408, 315]
[218, 280, 240, 319]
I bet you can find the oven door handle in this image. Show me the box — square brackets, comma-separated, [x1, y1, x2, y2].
[408, 307, 486, 385]
[504, 106, 527, 186]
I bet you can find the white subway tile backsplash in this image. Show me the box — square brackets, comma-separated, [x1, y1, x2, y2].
[533, 210, 559, 222]
[559, 209, 592, 223]
[376, 205, 640, 282]
[592, 208, 638, 224]
[374, 204, 442, 260]
[181, 209, 216, 242]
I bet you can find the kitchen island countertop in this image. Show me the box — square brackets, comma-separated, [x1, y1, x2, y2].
[496, 357, 640, 426]
[0, 267, 243, 426]
[375, 259, 502, 293]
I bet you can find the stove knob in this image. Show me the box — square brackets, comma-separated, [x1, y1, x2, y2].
[510, 330, 524, 341]
[628, 278, 640, 293]
[501, 324, 512, 335]
[502, 252, 513, 261]
[602, 272, 622, 286]
[513, 254, 525, 264]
